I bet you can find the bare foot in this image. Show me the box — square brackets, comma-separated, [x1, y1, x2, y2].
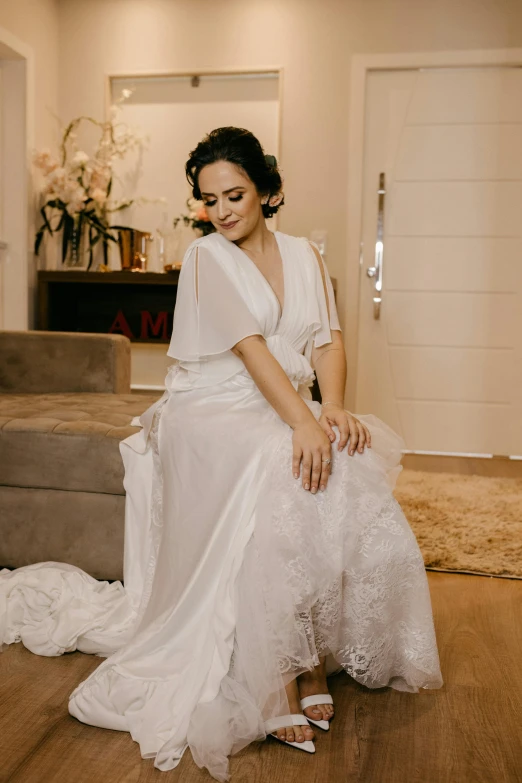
[297, 656, 334, 723]
[271, 677, 315, 744]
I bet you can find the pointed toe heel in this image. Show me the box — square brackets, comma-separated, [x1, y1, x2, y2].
[308, 717, 330, 731]
[300, 693, 334, 731]
[264, 714, 316, 754]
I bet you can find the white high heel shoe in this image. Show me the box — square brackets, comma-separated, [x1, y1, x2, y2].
[264, 713, 315, 753]
[300, 694, 334, 731]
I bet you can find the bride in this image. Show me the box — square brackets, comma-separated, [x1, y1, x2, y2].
[1, 126, 443, 781]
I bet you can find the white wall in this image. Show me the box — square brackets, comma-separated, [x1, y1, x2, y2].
[110, 72, 281, 269]
[56, 0, 522, 393]
[3, 0, 520, 391]
[58, 0, 522, 267]
[0, 0, 58, 149]
[0, 0, 59, 328]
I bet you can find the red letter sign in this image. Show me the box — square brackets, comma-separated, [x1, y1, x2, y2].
[140, 311, 168, 340]
[108, 309, 134, 339]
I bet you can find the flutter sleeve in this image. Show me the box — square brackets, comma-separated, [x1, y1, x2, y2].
[167, 240, 264, 361]
[306, 239, 342, 348]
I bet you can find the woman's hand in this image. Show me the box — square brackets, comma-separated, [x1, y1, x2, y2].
[318, 404, 372, 456]
[292, 420, 333, 493]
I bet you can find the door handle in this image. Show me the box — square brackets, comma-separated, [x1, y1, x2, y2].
[366, 172, 385, 320]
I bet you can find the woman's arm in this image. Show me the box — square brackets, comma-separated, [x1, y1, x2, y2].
[232, 336, 333, 493]
[312, 330, 346, 408]
[308, 243, 371, 455]
[308, 241, 346, 406]
[232, 335, 314, 429]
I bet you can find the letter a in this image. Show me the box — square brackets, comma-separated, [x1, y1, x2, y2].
[108, 309, 134, 339]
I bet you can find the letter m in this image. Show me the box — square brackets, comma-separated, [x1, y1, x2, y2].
[140, 311, 168, 340]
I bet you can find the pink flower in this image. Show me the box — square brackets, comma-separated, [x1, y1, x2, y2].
[196, 205, 210, 222]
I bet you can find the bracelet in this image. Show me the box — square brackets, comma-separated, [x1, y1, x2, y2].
[321, 400, 344, 407]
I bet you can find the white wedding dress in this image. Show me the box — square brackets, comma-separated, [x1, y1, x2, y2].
[0, 230, 443, 782]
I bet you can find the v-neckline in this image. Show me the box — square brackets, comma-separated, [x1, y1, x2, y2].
[225, 230, 286, 324]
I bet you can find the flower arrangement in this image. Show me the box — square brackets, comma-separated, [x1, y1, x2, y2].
[33, 89, 148, 269]
[173, 197, 216, 237]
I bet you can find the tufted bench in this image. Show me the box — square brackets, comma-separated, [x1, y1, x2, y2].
[0, 331, 161, 580]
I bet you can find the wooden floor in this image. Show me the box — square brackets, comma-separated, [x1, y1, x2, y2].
[1, 572, 521, 783]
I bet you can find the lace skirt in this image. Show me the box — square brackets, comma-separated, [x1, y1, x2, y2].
[1, 375, 443, 782]
[185, 403, 444, 780]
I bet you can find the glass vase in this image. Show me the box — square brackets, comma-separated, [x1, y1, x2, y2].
[63, 216, 90, 270]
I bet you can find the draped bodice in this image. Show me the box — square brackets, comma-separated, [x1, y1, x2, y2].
[265, 335, 315, 390]
[165, 335, 315, 395]
[165, 230, 340, 395]
[131, 230, 341, 453]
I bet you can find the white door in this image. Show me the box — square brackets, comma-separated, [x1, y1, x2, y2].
[356, 67, 522, 457]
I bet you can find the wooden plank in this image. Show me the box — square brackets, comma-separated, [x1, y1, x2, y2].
[0, 645, 100, 780]
[0, 573, 520, 782]
[37, 271, 181, 285]
[401, 454, 522, 479]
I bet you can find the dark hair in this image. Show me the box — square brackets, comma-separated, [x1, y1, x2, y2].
[185, 126, 284, 219]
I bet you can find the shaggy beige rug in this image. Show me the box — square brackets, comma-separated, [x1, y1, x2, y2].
[393, 469, 522, 579]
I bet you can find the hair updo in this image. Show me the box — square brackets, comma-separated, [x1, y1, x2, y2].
[185, 126, 285, 219]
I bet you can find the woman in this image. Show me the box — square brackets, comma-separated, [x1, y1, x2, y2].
[1, 127, 443, 782]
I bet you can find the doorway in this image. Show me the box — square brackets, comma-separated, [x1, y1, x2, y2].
[0, 28, 32, 331]
[350, 55, 522, 459]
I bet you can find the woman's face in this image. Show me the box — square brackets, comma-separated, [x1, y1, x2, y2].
[198, 160, 266, 240]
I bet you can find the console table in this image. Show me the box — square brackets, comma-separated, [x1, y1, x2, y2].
[37, 269, 337, 401]
[38, 271, 181, 343]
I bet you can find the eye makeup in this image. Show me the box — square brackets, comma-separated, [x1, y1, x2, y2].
[204, 195, 243, 207]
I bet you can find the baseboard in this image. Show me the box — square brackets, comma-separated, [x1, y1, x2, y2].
[401, 453, 522, 478]
[426, 566, 522, 581]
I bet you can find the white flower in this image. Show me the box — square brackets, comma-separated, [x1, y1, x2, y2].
[65, 185, 87, 215]
[72, 150, 89, 165]
[107, 197, 132, 211]
[89, 163, 111, 192]
[33, 149, 60, 176]
[35, 99, 151, 225]
[48, 166, 67, 187]
[90, 187, 107, 205]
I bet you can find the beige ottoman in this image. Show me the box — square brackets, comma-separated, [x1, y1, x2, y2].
[0, 331, 161, 580]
